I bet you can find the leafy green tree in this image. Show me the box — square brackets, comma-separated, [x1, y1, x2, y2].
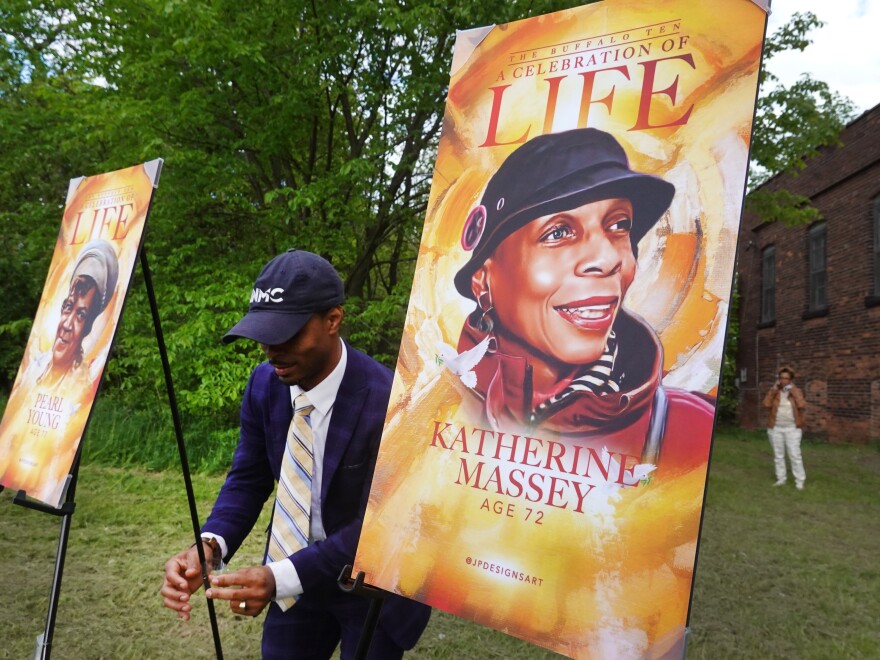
[747, 11, 855, 225]
[717, 12, 856, 423]
[0, 3, 857, 437]
[717, 277, 740, 424]
[1, 0, 585, 431]
[0, 1, 111, 389]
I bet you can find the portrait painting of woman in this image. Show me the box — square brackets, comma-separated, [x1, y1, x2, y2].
[453, 128, 715, 469]
[0, 159, 158, 507]
[354, 5, 764, 656]
[0, 240, 119, 503]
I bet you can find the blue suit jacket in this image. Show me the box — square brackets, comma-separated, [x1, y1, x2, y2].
[202, 342, 430, 648]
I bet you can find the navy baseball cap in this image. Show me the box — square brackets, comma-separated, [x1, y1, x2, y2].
[223, 249, 345, 345]
[454, 128, 675, 300]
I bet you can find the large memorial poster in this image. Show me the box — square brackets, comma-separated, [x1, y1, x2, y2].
[0, 160, 162, 507]
[356, 1, 767, 657]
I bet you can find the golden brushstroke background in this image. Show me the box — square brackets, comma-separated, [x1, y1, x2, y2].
[359, 1, 765, 657]
[0, 163, 157, 507]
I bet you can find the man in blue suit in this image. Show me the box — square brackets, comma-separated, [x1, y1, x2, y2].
[161, 249, 430, 659]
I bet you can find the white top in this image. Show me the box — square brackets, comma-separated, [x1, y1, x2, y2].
[775, 390, 796, 428]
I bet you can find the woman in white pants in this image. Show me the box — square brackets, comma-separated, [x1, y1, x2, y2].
[763, 367, 807, 490]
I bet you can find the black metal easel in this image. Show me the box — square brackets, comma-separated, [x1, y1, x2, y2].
[338, 565, 390, 660]
[140, 246, 224, 660]
[7, 244, 224, 659]
[12, 461, 78, 660]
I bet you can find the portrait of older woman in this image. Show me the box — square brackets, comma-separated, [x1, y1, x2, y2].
[453, 128, 715, 467]
[0, 239, 120, 500]
[32, 239, 120, 390]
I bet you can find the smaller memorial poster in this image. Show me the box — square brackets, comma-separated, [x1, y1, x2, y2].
[354, 0, 767, 658]
[0, 160, 163, 507]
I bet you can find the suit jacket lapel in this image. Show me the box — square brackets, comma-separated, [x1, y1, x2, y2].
[269, 374, 294, 479]
[320, 348, 368, 504]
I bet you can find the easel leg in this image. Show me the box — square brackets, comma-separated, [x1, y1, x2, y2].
[31, 471, 77, 660]
[139, 246, 224, 659]
[338, 565, 389, 660]
[353, 598, 385, 660]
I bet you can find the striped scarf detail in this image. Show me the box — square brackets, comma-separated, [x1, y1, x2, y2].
[532, 331, 619, 423]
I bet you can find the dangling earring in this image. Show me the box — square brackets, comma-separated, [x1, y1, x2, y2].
[476, 290, 497, 354]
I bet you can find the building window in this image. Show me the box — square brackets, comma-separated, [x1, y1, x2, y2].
[761, 245, 775, 323]
[874, 197, 880, 295]
[808, 222, 827, 311]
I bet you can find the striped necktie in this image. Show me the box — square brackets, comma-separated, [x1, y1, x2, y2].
[266, 393, 314, 610]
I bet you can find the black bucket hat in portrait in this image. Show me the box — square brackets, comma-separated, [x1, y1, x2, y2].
[223, 249, 345, 345]
[453, 128, 675, 300]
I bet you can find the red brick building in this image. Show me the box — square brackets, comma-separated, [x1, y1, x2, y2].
[736, 103, 880, 442]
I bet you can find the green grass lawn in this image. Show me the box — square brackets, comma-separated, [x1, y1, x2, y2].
[1, 428, 878, 659]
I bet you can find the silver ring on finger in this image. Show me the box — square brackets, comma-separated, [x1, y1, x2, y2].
[239, 600, 246, 610]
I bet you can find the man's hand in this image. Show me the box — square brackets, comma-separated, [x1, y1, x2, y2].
[160, 544, 213, 621]
[206, 566, 277, 617]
